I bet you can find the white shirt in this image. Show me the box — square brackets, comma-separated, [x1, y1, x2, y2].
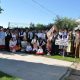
[42, 33, 46, 39]
[9, 40, 17, 47]
[31, 39, 37, 44]
[12, 34, 16, 40]
[37, 48, 43, 53]
[37, 32, 43, 38]
[28, 32, 33, 39]
[33, 48, 38, 51]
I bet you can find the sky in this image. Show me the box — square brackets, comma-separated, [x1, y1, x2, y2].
[0, 0, 80, 28]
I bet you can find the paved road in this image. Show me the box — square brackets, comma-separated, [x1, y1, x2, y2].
[0, 52, 73, 80]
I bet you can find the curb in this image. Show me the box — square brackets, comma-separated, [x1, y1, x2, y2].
[59, 61, 76, 80]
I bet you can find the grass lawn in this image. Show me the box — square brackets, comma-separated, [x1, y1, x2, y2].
[45, 55, 80, 62]
[0, 71, 21, 80]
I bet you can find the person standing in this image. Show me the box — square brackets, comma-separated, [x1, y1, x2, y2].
[0, 28, 5, 49]
[5, 29, 12, 51]
[74, 29, 80, 58]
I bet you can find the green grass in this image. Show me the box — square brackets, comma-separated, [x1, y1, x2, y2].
[45, 55, 80, 62]
[0, 71, 21, 80]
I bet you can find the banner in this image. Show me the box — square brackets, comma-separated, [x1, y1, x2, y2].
[47, 25, 57, 40]
[55, 39, 68, 46]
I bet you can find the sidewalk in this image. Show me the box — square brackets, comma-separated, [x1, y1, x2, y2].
[0, 52, 73, 80]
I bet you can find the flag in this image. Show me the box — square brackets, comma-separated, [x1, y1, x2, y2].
[47, 25, 57, 40]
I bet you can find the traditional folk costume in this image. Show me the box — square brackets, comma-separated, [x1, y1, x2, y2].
[9, 38, 17, 52]
[36, 46, 44, 55]
[0, 29, 5, 49]
[67, 31, 75, 56]
[75, 31, 80, 58]
[26, 43, 32, 53]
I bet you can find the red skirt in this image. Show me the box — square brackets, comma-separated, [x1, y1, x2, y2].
[36, 52, 44, 55]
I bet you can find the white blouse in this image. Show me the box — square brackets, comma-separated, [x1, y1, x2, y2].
[37, 48, 43, 53]
[9, 40, 17, 47]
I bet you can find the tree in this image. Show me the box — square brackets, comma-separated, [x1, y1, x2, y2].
[0, 6, 3, 13]
[29, 22, 35, 30]
[0, 0, 3, 13]
[54, 16, 78, 30]
[35, 23, 46, 30]
[46, 23, 54, 29]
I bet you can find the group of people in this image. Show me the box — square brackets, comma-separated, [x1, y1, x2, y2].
[0, 28, 47, 55]
[0, 26, 80, 58]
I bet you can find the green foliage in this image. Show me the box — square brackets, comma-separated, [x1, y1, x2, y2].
[46, 23, 54, 29]
[0, 6, 3, 13]
[35, 23, 46, 30]
[54, 16, 78, 30]
[46, 55, 80, 62]
[29, 22, 35, 28]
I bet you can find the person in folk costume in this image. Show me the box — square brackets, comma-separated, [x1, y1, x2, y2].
[5, 29, 12, 51]
[37, 30, 43, 40]
[67, 31, 72, 54]
[15, 29, 19, 40]
[19, 29, 24, 41]
[74, 29, 80, 58]
[14, 29, 21, 51]
[9, 38, 17, 52]
[28, 30, 33, 43]
[26, 42, 32, 54]
[41, 30, 46, 40]
[19, 29, 26, 48]
[0, 28, 5, 49]
[46, 39, 52, 55]
[23, 31, 27, 41]
[31, 36, 39, 54]
[36, 46, 44, 55]
[52, 29, 59, 55]
[26, 29, 29, 42]
[67, 30, 75, 56]
[21, 38, 28, 52]
[39, 38, 46, 54]
[11, 30, 17, 40]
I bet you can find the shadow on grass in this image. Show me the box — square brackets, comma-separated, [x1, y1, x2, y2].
[0, 71, 12, 77]
[0, 70, 21, 80]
